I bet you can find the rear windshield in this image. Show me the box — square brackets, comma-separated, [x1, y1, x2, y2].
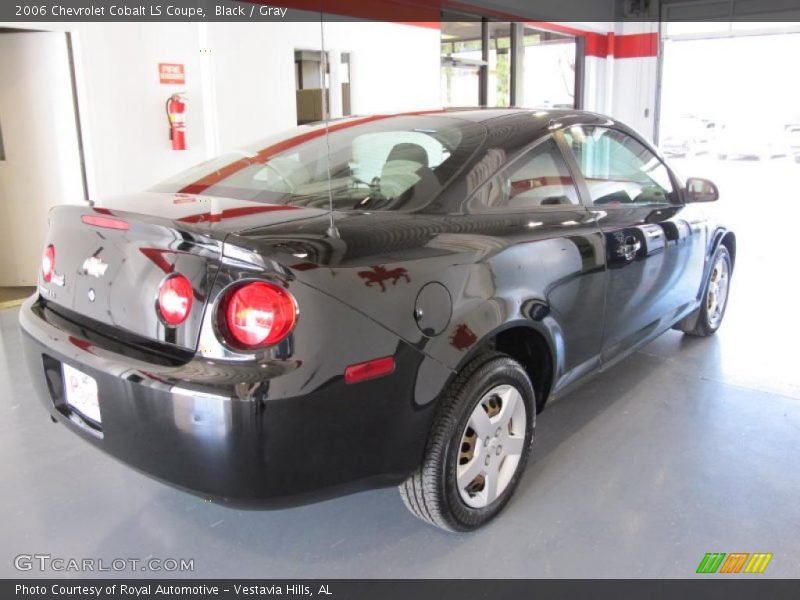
[152, 115, 485, 211]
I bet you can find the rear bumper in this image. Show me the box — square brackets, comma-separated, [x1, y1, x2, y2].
[19, 295, 440, 507]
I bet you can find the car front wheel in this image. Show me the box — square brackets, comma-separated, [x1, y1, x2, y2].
[399, 351, 535, 532]
[677, 245, 732, 337]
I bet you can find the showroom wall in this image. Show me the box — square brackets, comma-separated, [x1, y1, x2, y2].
[0, 31, 85, 286]
[72, 22, 210, 200]
[609, 21, 660, 140]
[572, 21, 660, 141]
[4, 20, 660, 207]
[7, 19, 439, 203]
[71, 20, 438, 200]
[208, 22, 441, 153]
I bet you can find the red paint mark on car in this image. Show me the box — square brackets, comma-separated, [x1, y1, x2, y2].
[290, 262, 319, 272]
[68, 336, 96, 356]
[449, 324, 477, 351]
[357, 266, 410, 292]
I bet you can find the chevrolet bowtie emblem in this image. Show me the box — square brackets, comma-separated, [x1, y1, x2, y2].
[82, 256, 109, 278]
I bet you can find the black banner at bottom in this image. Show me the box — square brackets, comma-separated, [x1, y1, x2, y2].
[4, 579, 800, 600]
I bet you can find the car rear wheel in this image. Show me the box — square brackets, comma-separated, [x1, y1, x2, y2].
[399, 351, 535, 531]
[678, 245, 732, 337]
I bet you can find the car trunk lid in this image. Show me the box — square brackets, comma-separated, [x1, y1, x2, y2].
[40, 194, 324, 352]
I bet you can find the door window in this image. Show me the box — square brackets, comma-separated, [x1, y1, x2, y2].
[470, 138, 580, 212]
[563, 126, 677, 206]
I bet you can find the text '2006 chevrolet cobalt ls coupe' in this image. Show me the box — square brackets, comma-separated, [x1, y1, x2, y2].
[20, 109, 735, 531]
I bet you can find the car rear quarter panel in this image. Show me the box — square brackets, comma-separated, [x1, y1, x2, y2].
[231, 206, 607, 405]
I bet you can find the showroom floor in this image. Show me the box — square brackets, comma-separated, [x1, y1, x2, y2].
[1, 158, 798, 578]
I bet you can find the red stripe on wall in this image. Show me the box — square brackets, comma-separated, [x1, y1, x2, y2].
[584, 32, 610, 58]
[470, 16, 657, 60]
[583, 32, 657, 59]
[396, 21, 441, 28]
[612, 32, 658, 58]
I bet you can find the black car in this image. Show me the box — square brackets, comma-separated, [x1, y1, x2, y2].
[20, 108, 735, 531]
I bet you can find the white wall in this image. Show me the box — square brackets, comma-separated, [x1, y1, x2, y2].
[582, 55, 610, 114]
[0, 21, 442, 205]
[73, 22, 210, 198]
[569, 22, 661, 142]
[207, 22, 305, 153]
[208, 22, 441, 153]
[610, 22, 659, 142]
[0, 32, 84, 285]
[326, 23, 441, 115]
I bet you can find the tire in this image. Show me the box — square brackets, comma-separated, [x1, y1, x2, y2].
[676, 245, 732, 337]
[399, 351, 535, 532]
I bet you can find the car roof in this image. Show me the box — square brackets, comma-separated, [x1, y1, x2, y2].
[439, 107, 534, 121]
[307, 107, 617, 141]
[433, 106, 619, 138]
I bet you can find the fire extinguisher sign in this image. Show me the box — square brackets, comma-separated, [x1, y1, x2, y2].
[159, 63, 185, 85]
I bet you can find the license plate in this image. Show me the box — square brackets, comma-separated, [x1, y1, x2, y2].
[63, 363, 101, 424]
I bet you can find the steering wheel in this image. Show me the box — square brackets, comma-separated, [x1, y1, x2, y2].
[352, 176, 390, 210]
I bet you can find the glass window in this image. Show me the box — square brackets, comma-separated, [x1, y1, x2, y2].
[152, 116, 485, 212]
[520, 27, 577, 109]
[563, 126, 677, 206]
[351, 131, 451, 188]
[469, 138, 579, 212]
[488, 22, 511, 107]
[441, 18, 483, 107]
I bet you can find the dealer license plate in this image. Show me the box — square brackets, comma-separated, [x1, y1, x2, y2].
[63, 363, 101, 424]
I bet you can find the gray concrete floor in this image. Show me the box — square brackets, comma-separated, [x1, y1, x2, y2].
[1, 157, 799, 578]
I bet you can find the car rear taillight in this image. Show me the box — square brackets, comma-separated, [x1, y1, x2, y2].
[158, 274, 193, 326]
[223, 281, 297, 348]
[42, 245, 55, 283]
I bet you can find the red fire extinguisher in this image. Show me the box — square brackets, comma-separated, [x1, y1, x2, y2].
[166, 93, 187, 150]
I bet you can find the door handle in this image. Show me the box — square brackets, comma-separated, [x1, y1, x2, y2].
[616, 236, 641, 261]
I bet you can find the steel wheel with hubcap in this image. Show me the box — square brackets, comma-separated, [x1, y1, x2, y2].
[457, 384, 527, 508]
[706, 252, 730, 329]
[674, 244, 733, 337]
[399, 351, 535, 531]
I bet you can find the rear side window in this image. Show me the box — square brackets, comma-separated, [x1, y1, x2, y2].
[468, 138, 580, 212]
[351, 131, 452, 185]
[562, 126, 677, 206]
[152, 116, 484, 212]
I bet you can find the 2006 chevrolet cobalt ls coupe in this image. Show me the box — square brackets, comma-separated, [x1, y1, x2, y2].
[20, 108, 735, 531]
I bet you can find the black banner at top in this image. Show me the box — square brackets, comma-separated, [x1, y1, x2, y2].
[2, 0, 800, 23]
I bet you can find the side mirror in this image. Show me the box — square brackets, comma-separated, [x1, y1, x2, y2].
[685, 177, 719, 203]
